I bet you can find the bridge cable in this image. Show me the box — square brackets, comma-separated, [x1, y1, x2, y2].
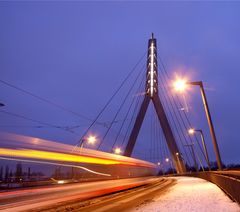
[0, 110, 79, 135]
[158, 56, 207, 166]
[97, 63, 146, 150]
[120, 74, 145, 149]
[73, 51, 147, 150]
[157, 73, 192, 166]
[155, 67, 192, 166]
[0, 124, 88, 129]
[156, 55, 202, 164]
[110, 71, 146, 151]
[158, 71, 199, 168]
[159, 78, 206, 167]
[155, 109, 161, 163]
[0, 79, 93, 123]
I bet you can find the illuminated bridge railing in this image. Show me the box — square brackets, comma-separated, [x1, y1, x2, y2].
[185, 172, 240, 204]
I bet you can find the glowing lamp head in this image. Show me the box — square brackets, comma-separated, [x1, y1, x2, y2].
[114, 147, 121, 154]
[173, 78, 187, 92]
[165, 158, 169, 162]
[157, 162, 161, 166]
[188, 128, 195, 135]
[87, 135, 96, 144]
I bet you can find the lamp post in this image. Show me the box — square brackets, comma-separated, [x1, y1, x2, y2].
[187, 81, 222, 170]
[175, 152, 181, 172]
[173, 79, 222, 170]
[184, 143, 198, 172]
[188, 128, 211, 170]
[165, 157, 174, 174]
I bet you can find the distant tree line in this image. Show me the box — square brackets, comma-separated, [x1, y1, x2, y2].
[0, 163, 44, 183]
[52, 166, 86, 180]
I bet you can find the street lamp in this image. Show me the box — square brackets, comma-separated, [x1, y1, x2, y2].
[114, 147, 122, 154]
[173, 78, 188, 93]
[175, 152, 181, 171]
[165, 157, 174, 174]
[184, 143, 198, 172]
[188, 128, 211, 170]
[188, 128, 195, 135]
[173, 79, 222, 170]
[80, 135, 96, 150]
[87, 135, 97, 145]
[188, 81, 222, 170]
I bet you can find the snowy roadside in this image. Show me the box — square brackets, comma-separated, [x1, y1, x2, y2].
[130, 176, 240, 212]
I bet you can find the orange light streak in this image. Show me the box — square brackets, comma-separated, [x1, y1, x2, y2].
[0, 148, 136, 166]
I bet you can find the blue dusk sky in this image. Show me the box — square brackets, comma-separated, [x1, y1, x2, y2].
[0, 1, 240, 165]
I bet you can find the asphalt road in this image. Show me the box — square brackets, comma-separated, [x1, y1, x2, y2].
[0, 177, 174, 212]
[30, 177, 174, 212]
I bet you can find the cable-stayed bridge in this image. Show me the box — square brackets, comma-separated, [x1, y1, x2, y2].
[0, 34, 239, 211]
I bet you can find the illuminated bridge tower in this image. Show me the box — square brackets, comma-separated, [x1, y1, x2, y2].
[124, 33, 186, 174]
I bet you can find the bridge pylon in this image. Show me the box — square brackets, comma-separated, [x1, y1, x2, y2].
[124, 33, 186, 174]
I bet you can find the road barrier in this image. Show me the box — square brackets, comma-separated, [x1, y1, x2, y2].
[186, 172, 240, 204]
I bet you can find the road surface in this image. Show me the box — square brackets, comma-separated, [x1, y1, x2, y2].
[0, 177, 172, 212]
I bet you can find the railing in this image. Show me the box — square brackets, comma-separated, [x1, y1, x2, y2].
[185, 172, 240, 204]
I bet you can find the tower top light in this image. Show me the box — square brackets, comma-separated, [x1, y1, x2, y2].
[147, 33, 158, 97]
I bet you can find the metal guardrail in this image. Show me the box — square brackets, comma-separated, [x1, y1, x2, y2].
[185, 172, 240, 204]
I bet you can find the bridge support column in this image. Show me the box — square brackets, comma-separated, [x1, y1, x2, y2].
[124, 96, 150, 157]
[124, 33, 186, 174]
[152, 95, 186, 173]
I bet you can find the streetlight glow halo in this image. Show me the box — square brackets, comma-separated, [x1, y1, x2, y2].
[188, 128, 195, 135]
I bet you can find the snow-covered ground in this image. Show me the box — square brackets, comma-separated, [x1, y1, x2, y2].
[131, 177, 240, 212]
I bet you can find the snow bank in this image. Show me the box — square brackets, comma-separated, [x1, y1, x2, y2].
[131, 177, 239, 212]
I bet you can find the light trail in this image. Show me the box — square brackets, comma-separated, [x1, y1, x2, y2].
[0, 156, 111, 177]
[0, 132, 157, 170]
[0, 148, 137, 166]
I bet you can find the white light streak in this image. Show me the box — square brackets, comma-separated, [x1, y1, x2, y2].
[0, 156, 111, 177]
